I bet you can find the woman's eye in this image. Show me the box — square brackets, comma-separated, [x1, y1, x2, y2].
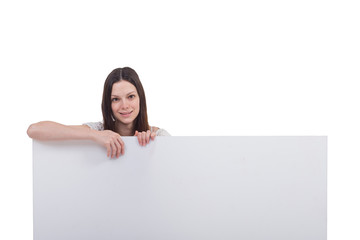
[129, 95, 135, 99]
[111, 98, 118, 102]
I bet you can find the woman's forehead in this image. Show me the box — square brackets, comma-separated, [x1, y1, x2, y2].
[111, 81, 137, 96]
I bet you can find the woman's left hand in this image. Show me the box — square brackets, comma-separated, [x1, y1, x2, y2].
[134, 130, 156, 146]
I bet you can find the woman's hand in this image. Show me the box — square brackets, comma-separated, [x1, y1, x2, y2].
[92, 130, 125, 158]
[134, 130, 156, 146]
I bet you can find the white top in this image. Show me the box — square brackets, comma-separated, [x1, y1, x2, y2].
[83, 122, 171, 136]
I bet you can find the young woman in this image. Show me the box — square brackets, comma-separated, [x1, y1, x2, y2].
[27, 67, 170, 158]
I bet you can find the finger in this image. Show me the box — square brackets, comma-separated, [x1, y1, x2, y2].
[110, 141, 117, 158]
[106, 144, 111, 157]
[146, 130, 151, 144]
[151, 131, 156, 141]
[134, 130, 138, 136]
[117, 137, 125, 155]
[114, 139, 121, 158]
[137, 132, 142, 145]
[138, 131, 144, 146]
[140, 132, 145, 146]
[141, 131, 146, 146]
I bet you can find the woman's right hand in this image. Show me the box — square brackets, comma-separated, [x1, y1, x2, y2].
[92, 130, 125, 158]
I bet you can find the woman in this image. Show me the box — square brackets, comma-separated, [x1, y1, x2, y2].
[27, 67, 170, 158]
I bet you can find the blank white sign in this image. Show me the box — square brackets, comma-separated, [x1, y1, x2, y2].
[33, 137, 327, 240]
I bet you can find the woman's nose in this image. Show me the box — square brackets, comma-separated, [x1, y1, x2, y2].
[121, 99, 129, 109]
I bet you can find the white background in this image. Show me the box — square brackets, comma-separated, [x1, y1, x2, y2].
[0, 0, 359, 239]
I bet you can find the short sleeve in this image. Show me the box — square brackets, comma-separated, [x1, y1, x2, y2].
[156, 128, 171, 136]
[83, 122, 104, 131]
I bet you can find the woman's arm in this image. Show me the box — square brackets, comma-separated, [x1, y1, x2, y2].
[27, 121, 95, 141]
[27, 121, 124, 158]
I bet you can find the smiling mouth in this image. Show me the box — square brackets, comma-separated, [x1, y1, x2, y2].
[120, 111, 133, 115]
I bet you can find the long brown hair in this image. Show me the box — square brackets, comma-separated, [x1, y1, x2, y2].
[101, 67, 150, 133]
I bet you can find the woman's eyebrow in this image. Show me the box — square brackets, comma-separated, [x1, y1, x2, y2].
[127, 91, 136, 95]
[111, 91, 136, 97]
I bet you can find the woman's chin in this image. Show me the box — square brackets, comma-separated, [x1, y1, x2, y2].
[116, 118, 135, 126]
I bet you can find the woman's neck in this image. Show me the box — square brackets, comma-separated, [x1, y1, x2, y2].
[115, 122, 135, 136]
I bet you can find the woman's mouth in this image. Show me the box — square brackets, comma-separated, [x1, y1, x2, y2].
[120, 111, 133, 117]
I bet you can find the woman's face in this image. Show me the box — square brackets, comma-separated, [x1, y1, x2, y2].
[111, 80, 140, 126]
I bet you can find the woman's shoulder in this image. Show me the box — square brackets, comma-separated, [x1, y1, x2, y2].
[83, 122, 170, 136]
[151, 126, 171, 136]
[83, 121, 104, 131]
